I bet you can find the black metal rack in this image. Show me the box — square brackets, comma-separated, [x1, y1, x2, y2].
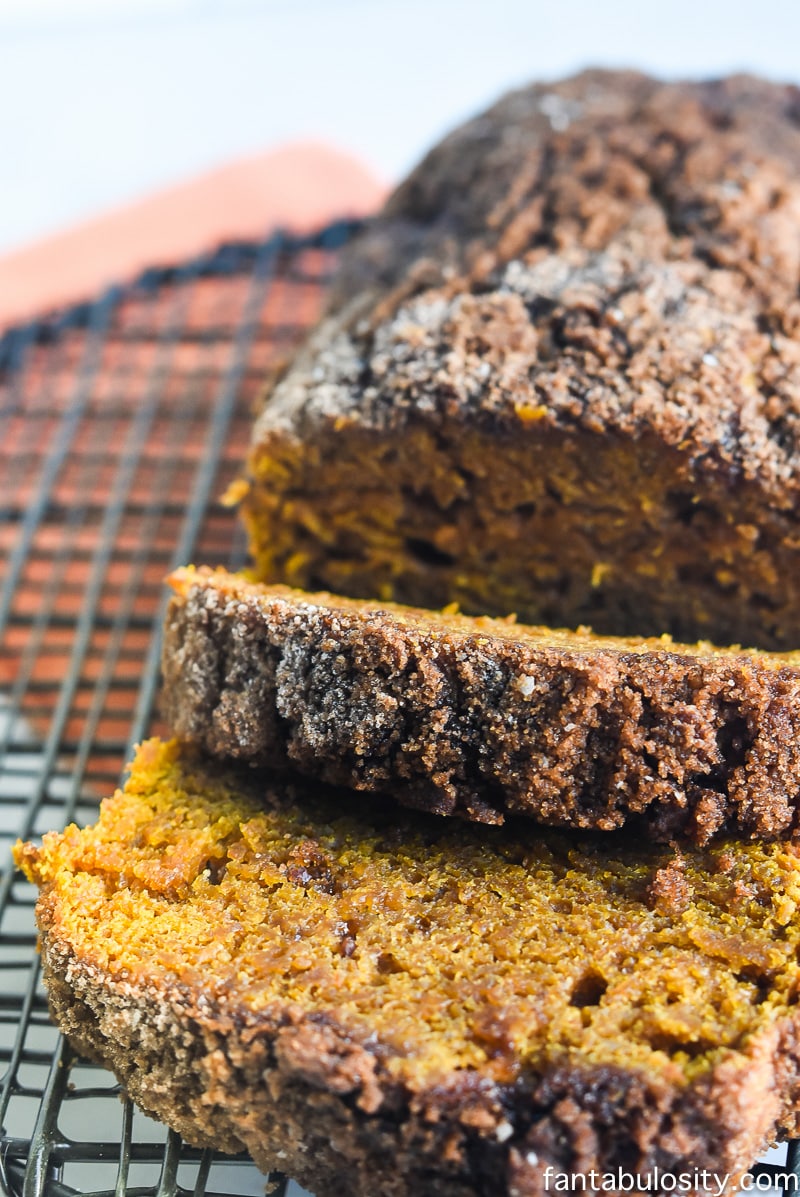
[0, 221, 359, 1197]
[0, 216, 798, 1197]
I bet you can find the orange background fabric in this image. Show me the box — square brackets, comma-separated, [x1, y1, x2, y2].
[0, 142, 386, 329]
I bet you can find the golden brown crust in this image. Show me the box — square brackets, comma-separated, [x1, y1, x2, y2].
[162, 566, 800, 844]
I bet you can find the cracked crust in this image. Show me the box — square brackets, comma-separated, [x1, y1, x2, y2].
[162, 566, 800, 844]
[328, 71, 800, 311]
[243, 71, 800, 649]
[16, 739, 800, 1196]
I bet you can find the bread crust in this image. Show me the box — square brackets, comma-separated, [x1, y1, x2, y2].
[163, 566, 800, 844]
[329, 71, 800, 310]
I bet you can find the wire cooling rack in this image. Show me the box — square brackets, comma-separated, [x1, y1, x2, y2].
[0, 221, 360, 1197]
[0, 217, 798, 1197]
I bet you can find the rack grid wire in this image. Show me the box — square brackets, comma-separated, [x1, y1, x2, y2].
[0, 217, 798, 1197]
[0, 221, 359, 1197]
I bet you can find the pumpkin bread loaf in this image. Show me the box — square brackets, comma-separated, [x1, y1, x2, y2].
[241, 71, 800, 650]
[16, 738, 800, 1197]
[162, 566, 800, 845]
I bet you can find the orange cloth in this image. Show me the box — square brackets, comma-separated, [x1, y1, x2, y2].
[0, 142, 386, 328]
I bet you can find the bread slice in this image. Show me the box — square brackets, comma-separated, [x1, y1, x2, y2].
[241, 71, 800, 651]
[15, 738, 800, 1197]
[162, 565, 800, 845]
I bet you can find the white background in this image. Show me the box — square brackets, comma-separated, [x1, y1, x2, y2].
[1, 0, 800, 254]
